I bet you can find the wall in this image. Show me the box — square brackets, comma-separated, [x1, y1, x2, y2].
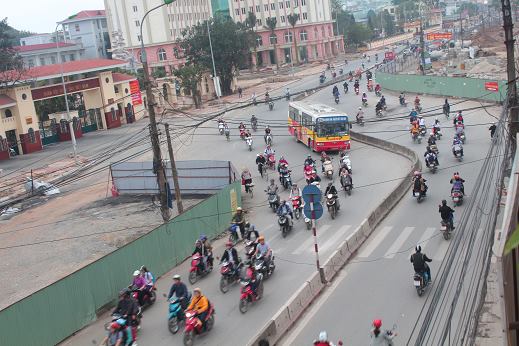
[0, 182, 241, 346]
[19, 131, 43, 154]
[376, 71, 506, 102]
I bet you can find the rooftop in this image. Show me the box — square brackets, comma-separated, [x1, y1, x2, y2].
[0, 95, 17, 109]
[14, 42, 77, 53]
[61, 10, 106, 23]
[112, 72, 137, 83]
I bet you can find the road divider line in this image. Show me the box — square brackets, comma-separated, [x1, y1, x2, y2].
[384, 226, 414, 259]
[418, 227, 438, 247]
[292, 225, 332, 255]
[357, 226, 393, 258]
[318, 225, 352, 255]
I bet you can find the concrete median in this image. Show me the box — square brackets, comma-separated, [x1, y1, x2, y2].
[247, 118, 420, 346]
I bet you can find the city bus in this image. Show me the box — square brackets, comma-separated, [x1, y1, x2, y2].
[288, 102, 350, 152]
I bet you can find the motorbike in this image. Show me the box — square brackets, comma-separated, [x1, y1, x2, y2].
[341, 155, 352, 172]
[444, 108, 450, 118]
[453, 145, 463, 162]
[362, 99, 368, 107]
[267, 191, 280, 212]
[326, 193, 339, 219]
[239, 129, 246, 141]
[440, 219, 452, 240]
[280, 170, 292, 189]
[239, 271, 264, 314]
[413, 271, 429, 297]
[182, 305, 215, 346]
[427, 160, 438, 174]
[278, 212, 292, 238]
[354, 87, 359, 95]
[415, 103, 422, 113]
[106, 313, 139, 344]
[188, 253, 213, 284]
[268, 101, 274, 111]
[429, 144, 439, 155]
[220, 260, 243, 293]
[258, 163, 266, 179]
[413, 187, 425, 203]
[267, 154, 276, 170]
[323, 160, 334, 179]
[245, 181, 254, 198]
[319, 75, 326, 84]
[254, 252, 275, 279]
[244, 240, 258, 260]
[251, 120, 258, 131]
[228, 223, 240, 244]
[375, 90, 382, 97]
[224, 128, 230, 141]
[419, 126, 427, 138]
[218, 123, 224, 135]
[376, 108, 383, 117]
[459, 132, 466, 144]
[434, 129, 442, 140]
[304, 216, 312, 230]
[246, 137, 253, 151]
[340, 174, 353, 196]
[168, 294, 189, 334]
[367, 84, 374, 92]
[412, 132, 422, 144]
[291, 196, 303, 219]
[285, 93, 290, 101]
[452, 188, 463, 206]
[399, 97, 407, 106]
[131, 285, 157, 309]
[265, 134, 273, 146]
[334, 95, 340, 104]
[356, 116, 365, 126]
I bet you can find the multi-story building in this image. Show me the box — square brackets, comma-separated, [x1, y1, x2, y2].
[59, 10, 111, 59]
[19, 33, 54, 46]
[14, 42, 85, 68]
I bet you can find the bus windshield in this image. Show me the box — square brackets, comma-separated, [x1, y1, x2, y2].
[316, 117, 349, 137]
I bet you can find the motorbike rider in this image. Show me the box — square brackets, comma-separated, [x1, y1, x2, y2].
[290, 183, 302, 200]
[314, 331, 336, 346]
[264, 145, 275, 163]
[452, 136, 464, 157]
[286, 87, 290, 99]
[266, 178, 279, 196]
[370, 319, 397, 346]
[304, 155, 316, 168]
[399, 92, 406, 105]
[450, 172, 465, 195]
[353, 79, 360, 91]
[410, 122, 420, 138]
[424, 147, 439, 167]
[186, 288, 210, 331]
[362, 92, 368, 105]
[343, 81, 349, 93]
[380, 95, 386, 108]
[409, 109, 418, 123]
[433, 118, 441, 135]
[278, 155, 289, 171]
[264, 91, 270, 102]
[418, 115, 426, 129]
[455, 121, 465, 137]
[439, 200, 455, 230]
[321, 151, 331, 173]
[276, 200, 294, 225]
[413, 171, 427, 196]
[332, 85, 339, 97]
[255, 236, 272, 267]
[414, 95, 421, 108]
[239, 122, 246, 131]
[278, 162, 290, 184]
[101, 321, 125, 346]
[489, 123, 497, 138]
[324, 182, 340, 209]
[220, 241, 240, 273]
[168, 274, 189, 309]
[428, 133, 436, 146]
[375, 83, 381, 94]
[443, 99, 450, 116]
[131, 270, 147, 307]
[113, 289, 139, 322]
[356, 107, 364, 123]
[375, 101, 383, 114]
[411, 245, 432, 282]
[241, 168, 253, 193]
[454, 111, 464, 126]
[232, 207, 247, 238]
[366, 70, 373, 80]
[256, 153, 266, 175]
[264, 125, 272, 143]
[193, 235, 213, 271]
[140, 266, 154, 298]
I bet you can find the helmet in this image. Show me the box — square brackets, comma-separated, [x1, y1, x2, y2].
[110, 322, 120, 330]
[173, 274, 181, 280]
[266, 125, 270, 129]
[258, 236, 265, 241]
[373, 319, 382, 329]
[307, 155, 312, 159]
[281, 200, 286, 204]
[199, 234, 207, 241]
[328, 182, 333, 186]
[419, 115, 423, 118]
[442, 199, 447, 205]
[358, 107, 362, 110]
[237, 207, 242, 211]
[133, 270, 140, 276]
[318, 331, 328, 342]
[413, 170, 421, 177]
[415, 245, 422, 253]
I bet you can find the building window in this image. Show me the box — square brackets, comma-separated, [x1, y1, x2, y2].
[241, 7, 246, 14]
[264, 4, 268, 11]
[173, 47, 179, 58]
[28, 128, 36, 143]
[256, 36, 263, 46]
[256, 18, 262, 26]
[279, 2, 284, 9]
[235, 9, 240, 15]
[133, 5, 138, 12]
[75, 24, 80, 32]
[28, 59, 34, 68]
[39, 58, 45, 66]
[300, 30, 308, 41]
[302, 12, 308, 20]
[285, 1, 290, 8]
[270, 3, 275, 10]
[284, 31, 293, 43]
[256, 5, 261, 12]
[302, 0, 306, 4]
[295, 0, 299, 5]
[281, 15, 285, 23]
[114, 86, 120, 93]
[158, 48, 167, 61]
[5, 109, 13, 118]
[249, 6, 253, 12]
[51, 56, 56, 64]
[163, 84, 168, 101]
[69, 54, 75, 61]
[269, 33, 278, 44]
[135, 20, 140, 27]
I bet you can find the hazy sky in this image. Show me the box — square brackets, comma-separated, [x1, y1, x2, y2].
[4, 0, 105, 33]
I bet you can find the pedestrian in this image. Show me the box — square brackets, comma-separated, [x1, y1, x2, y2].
[489, 123, 497, 138]
[238, 86, 243, 98]
[252, 92, 257, 106]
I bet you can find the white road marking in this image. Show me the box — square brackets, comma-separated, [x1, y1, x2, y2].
[384, 226, 415, 259]
[292, 224, 331, 255]
[279, 269, 350, 346]
[433, 239, 451, 261]
[418, 227, 438, 248]
[357, 226, 393, 258]
[318, 225, 352, 254]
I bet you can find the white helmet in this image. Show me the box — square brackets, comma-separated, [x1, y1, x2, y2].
[133, 270, 140, 276]
[319, 331, 328, 342]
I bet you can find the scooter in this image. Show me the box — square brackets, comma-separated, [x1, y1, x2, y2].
[168, 294, 189, 334]
[228, 223, 240, 244]
[131, 285, 156, 310]
[362, 99, 368, 107]
[220, 261, 243, 293]
[239, 129, 246, 141]
[246, 137, 253, 151]
[281, 170, 292, 189]
[340, 174, 353, 196]
[188, 254, 213, 284]
[440, 219, 452, 240]
[254, 252, 275, 279]
[267, 192, 280, 212]
[452, 189, 463, 206]
[453, 145, 463, 162]
[251, 120, 258, 131]
[323, 160, 334, 179]
[413, 188, 426, 203]
[218, 123, 224, 135]
[182, 305, 215, 346]
[291, 196, 303, 219]
[265, 134, 273, 146]
[278, 213, 292, 238]
[224, 128, 230, 141]
[413, 271, 429, 297]
[268, 101, 274, 111]
[354, 87, 359, 95]
[239, 270, 264, 314]
[334, 95, 340, 104]
[267, 154, 276, 170]
[326, 194, 339, 219]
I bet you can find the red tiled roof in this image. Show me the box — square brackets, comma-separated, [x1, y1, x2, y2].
[0, 94, 16, 107]
[14, 42, 77, 53]
[62, 10, 105, 22]
[112, 72, 137, 83]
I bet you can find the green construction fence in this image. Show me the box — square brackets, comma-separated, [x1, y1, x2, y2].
[0, 181, 241, 346]
[375, 71, 507, 102]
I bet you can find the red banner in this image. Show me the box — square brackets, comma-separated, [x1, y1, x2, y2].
[130, 80, 142, 105]
[384, 51, 395, 61]
[31, 78, 100, 101]
[485, 81, 499, 92]
[426, 32, 453, 40]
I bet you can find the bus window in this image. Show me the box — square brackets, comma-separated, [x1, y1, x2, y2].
[316, 119, 349, 137]
[289, 106, 297, 120]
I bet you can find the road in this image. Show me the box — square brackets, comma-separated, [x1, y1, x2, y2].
[59, 52, 412, 346]
[279, 75, 501, 344]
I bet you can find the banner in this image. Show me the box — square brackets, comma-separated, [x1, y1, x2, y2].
[426, 32, 453, 40]
[485, 81, 499, 92]
[129, 80, 142, 105]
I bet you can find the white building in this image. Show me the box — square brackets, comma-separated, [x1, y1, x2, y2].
[59, 10, 110, 59]
[19, 33, 54, 46]
[13, 42, 85, 68]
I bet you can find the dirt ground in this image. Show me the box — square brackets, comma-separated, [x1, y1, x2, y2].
[0, 183, 200, 310]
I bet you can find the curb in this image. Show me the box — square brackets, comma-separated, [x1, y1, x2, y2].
[246, 132, 421, 346]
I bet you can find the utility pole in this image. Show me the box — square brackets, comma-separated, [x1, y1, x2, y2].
[139, 1, 175, 222]
[502, 0, 519, 137]
[459, 11, 464, 48]
[164, 123, 184, 214]
[419, 2, 426, 75]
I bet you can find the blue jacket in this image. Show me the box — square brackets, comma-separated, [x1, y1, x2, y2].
[168, 282, 188, 300]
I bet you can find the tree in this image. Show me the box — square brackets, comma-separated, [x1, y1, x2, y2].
[0, 18, 26, 88]
[172, 64, 205, 108]
[180, 17, 255, 95]
[367, 10, 378, 34]
[246, 11, 258, 70]
[287, 13, 300, 64]
[265, 17, 279, 68]
[379, 10, 396, 36]
[346, 23, 373, 46]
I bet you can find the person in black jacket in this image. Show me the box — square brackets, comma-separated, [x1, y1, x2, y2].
[438, 200, 455, 229]
[168, 274, 189, 309]
[410, 246, 432, 282]
[221, 241, 239, 267]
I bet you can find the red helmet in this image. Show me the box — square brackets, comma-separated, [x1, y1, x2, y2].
[373, 319, 382, 328]
[110, 322, 120, 330]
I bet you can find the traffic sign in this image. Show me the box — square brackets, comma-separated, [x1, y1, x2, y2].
[302, 184, 322, 203]
[304, 202, 324, 220]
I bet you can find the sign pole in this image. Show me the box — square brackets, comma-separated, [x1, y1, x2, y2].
[310, 194, 326, 284]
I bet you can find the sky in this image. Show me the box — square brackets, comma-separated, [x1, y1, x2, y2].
[4, 0, 105, 33]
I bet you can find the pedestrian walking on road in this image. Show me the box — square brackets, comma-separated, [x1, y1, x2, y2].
[238, 86, 243, 98]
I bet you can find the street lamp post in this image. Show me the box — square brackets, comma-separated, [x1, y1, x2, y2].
[139, 0, 175, 222]
[54, 23, 78, 164]
[206, 19, 220, 98]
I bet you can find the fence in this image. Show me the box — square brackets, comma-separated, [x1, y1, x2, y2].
[0, 181, 241, 346]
